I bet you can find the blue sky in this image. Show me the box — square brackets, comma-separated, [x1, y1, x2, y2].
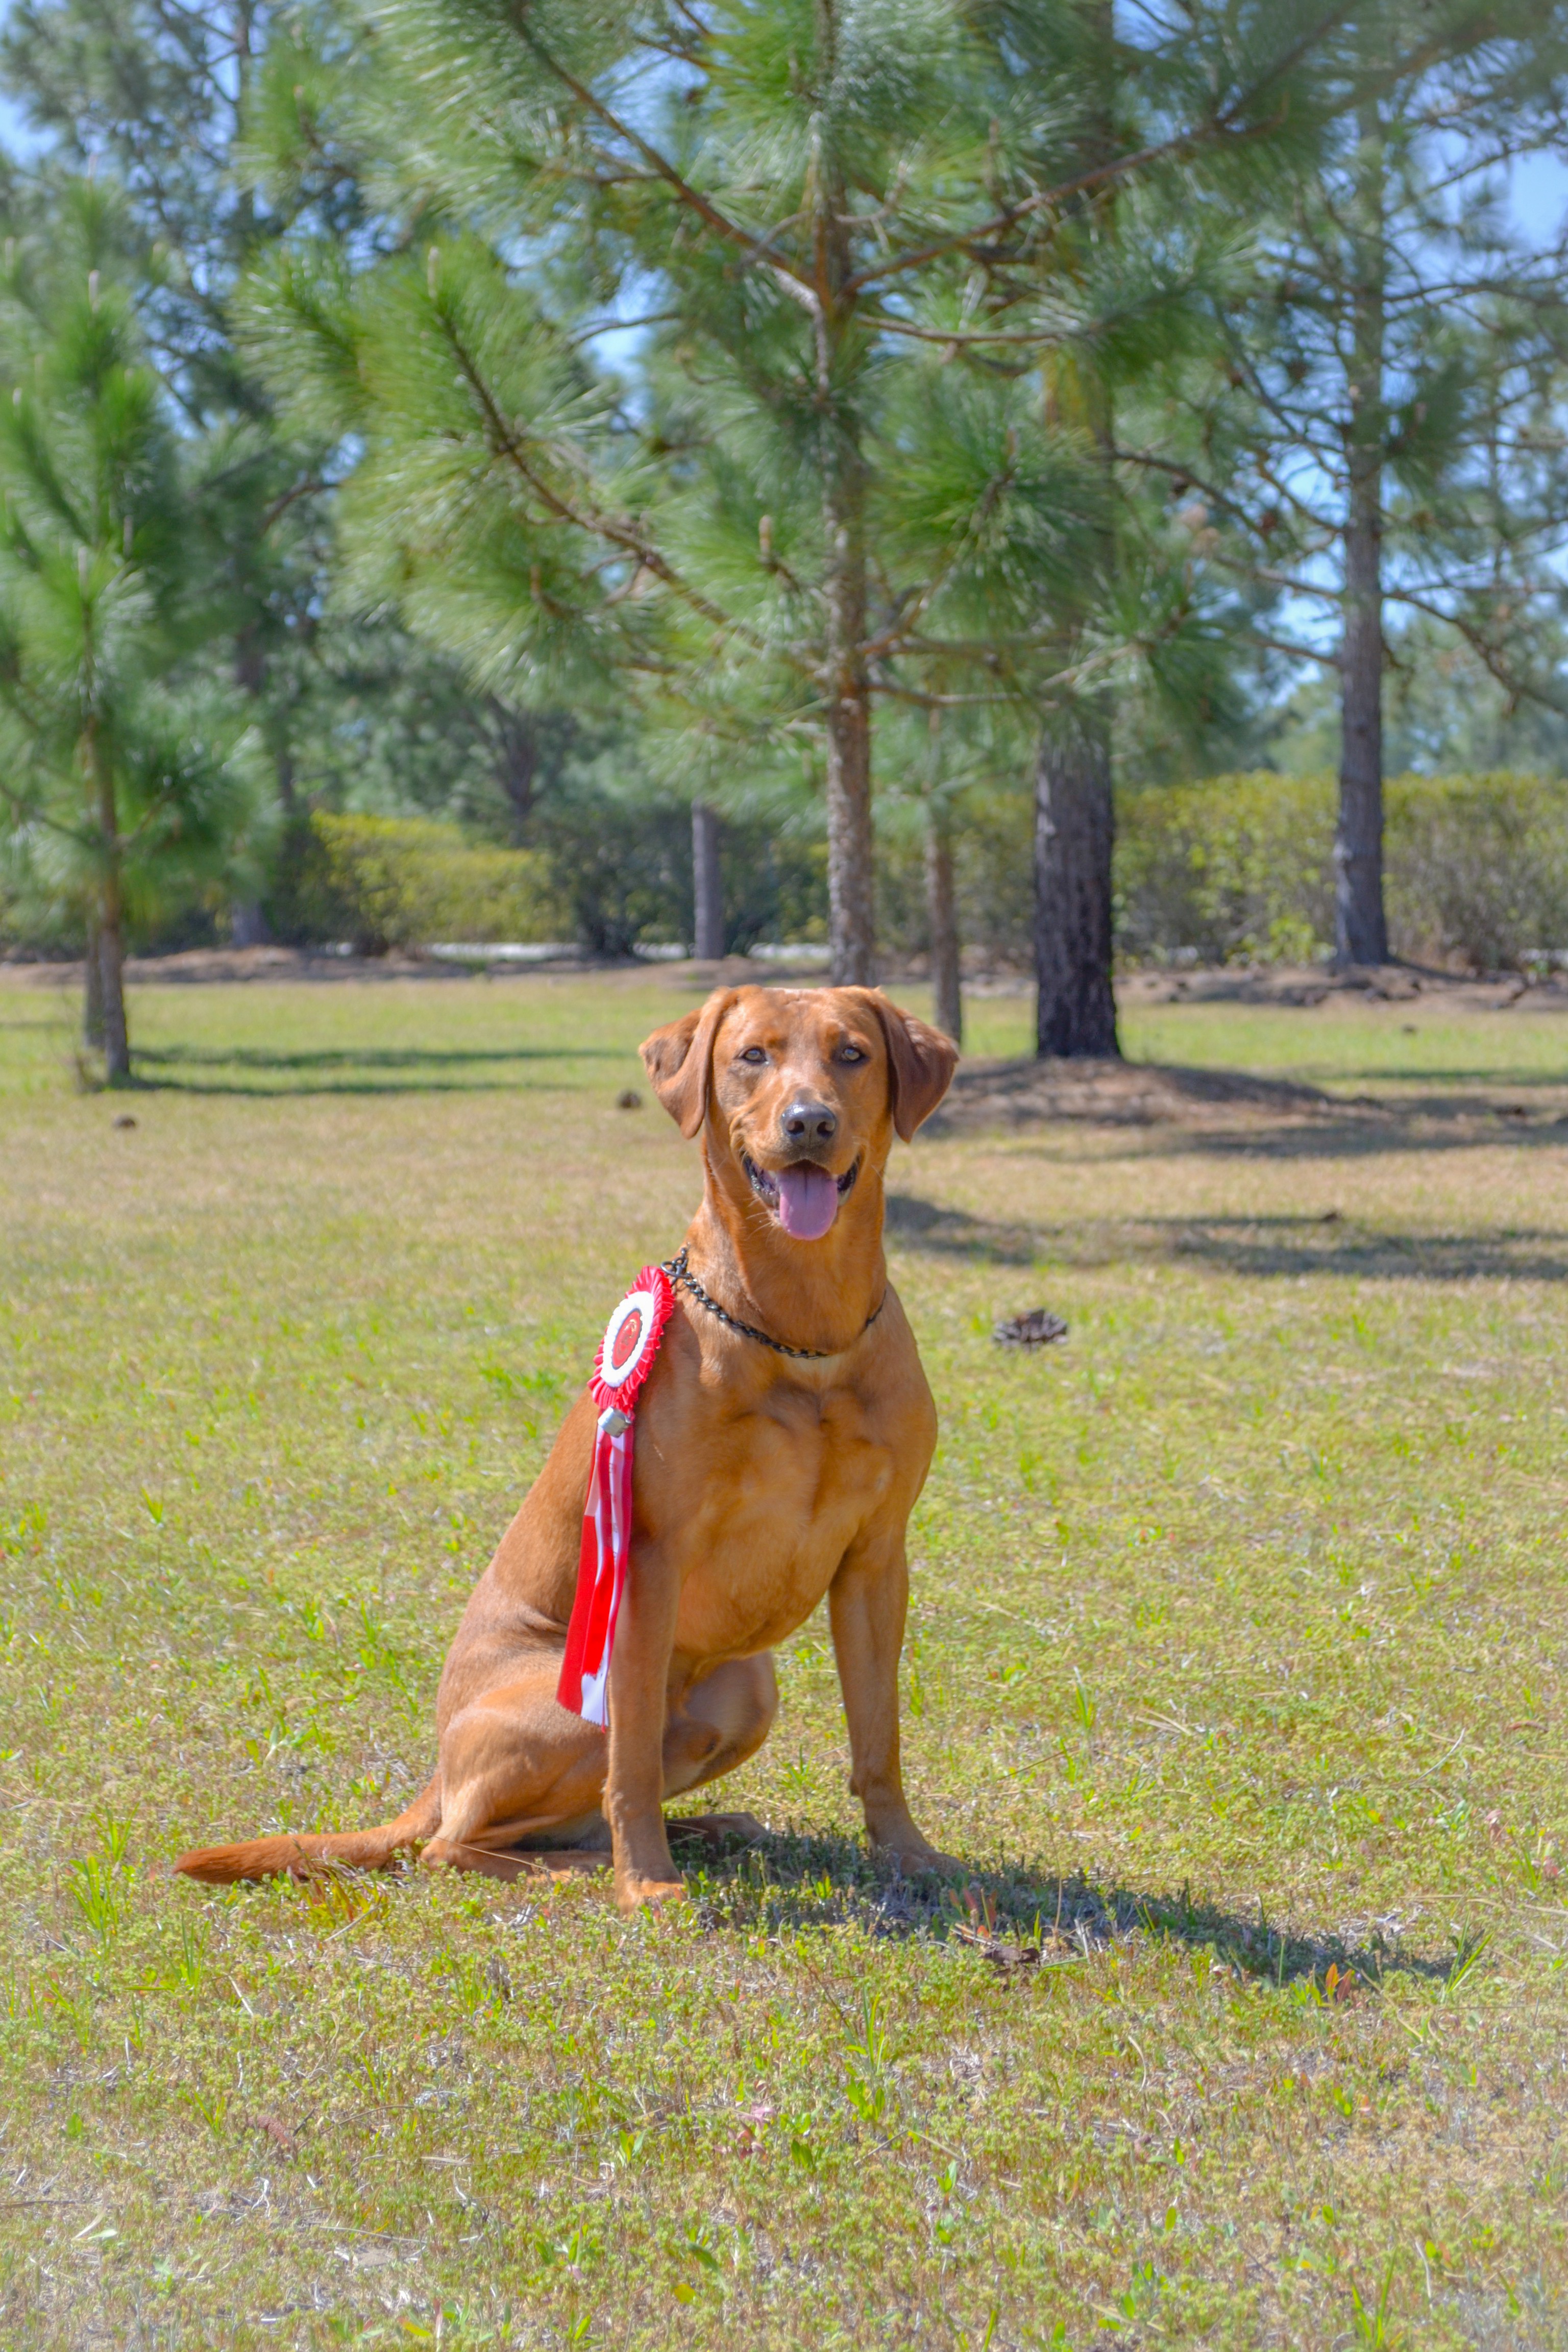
[0, 0, 35, 159]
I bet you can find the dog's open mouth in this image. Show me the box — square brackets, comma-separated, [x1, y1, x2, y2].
[742, 1152, 857, 1240]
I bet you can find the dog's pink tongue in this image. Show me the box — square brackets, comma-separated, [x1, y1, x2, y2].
[776, 1165, 840, 1240]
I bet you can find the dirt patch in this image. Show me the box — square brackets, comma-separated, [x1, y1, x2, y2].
[1117, 962, 1568, 1014]
[0, 945, 524, 987]
[0, 945, 844, 990]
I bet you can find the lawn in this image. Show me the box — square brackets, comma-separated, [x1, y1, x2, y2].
[2, 967, 1566, 2350]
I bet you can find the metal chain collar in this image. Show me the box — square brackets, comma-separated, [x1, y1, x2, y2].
[663, 1246, 884, 1361]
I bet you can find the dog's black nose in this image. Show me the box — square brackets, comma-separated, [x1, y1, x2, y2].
[782, 1095, 838, 1145]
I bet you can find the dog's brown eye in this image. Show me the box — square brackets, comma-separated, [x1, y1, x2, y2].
[739, 1046, 768, 1065]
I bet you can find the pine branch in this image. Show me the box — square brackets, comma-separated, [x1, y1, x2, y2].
[429, 300, 772, 653]
[0, 769, 97, 851]
[1243, 629, 1341, 669]
[502, 10, 821, 316]
[840, 5, 1352, 304]
[1389, 586, 1568, 715]
[862, 451, 1019, 662]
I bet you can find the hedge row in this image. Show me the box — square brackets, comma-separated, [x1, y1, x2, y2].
[261, 806, 829, 959]
[9, 769, 1562, 970]
[269, 814, 568, 953]
[1116, 770, 1568, 970]
[245, 774, 1568, 971]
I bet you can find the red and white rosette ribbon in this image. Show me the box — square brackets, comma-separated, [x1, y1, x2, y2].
[556, 1263, 676, 1727]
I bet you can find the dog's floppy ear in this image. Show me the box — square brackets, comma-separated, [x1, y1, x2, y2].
[640, 990, 737, 1138]
[862, 992, 958, 1141]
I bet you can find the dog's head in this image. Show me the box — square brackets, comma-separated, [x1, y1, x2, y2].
[641, 986, 957, 1242]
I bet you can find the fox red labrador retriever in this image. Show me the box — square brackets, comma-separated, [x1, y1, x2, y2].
[177, 985, 958, 1911]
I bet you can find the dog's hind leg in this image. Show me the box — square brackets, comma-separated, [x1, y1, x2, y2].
[662, 1654, 778, 1797]
[420, 1665, 611, 1872]
[420, 1655, 780, 1878]
[428, 1841, 610, 1884]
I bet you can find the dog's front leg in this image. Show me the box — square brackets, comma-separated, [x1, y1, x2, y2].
[604, 1544, 685, 1912]
[829, 1529, 956, 1874]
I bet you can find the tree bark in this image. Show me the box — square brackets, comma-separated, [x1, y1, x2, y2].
[1034, 712, 1119, 1059]
[823, 675, 874, 986]
[813, 0, 876, 987]
[925, 799, 962, 1045]
[692, 800, 725, 960]
[487, 698, 538, 844]
[274, 738, 297, 818]
[85, 715, 130, 1084]
[821, 476, 874, 987]
[231, 899, 271, 946]
[234, 623, 266, 700]
[1034, 3, 1118, 1059]
[236, 623, 298, 818]
[83, 916, 104, 1048]
[98, 913, 130, 1084]
[1334, 99, 1389, 969]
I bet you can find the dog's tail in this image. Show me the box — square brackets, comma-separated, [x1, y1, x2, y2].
[173, 1774, 443, 1885]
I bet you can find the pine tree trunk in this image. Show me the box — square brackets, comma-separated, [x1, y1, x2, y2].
[925, 800, 962, 1045]
[1034, 8, 1118, 1060]
[824, 692, 874, 986]
[236, 623, 299, 820]
[1334, 99, 1389, 970]
[1034, 713, 1119, 1060]
[231, 900, 271, 947]
[820, 428, 874, 986]
[488, 699, 537, 844]
[1336, 502, 1387, 966]
[692, 801, 725, 960]
[83, 916, 104, 1048]
[99, 912, 130, 1085]
[87, 717, 131, 1085]
[813, 0, 876, 988]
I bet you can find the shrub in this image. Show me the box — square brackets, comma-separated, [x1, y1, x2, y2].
[1116, 770, 1568, 971]
[1116, 774, 1336, 965]
[266, 814, 567, 952]
[263, 801, 827, 957]
[1384, 772, 1568, 971]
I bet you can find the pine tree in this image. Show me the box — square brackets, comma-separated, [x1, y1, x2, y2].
[238, 0, 1340, 990]
[1170, 2, 1568, 967]
[0, 184, 258, 1077]
[0, 0, 506, 880]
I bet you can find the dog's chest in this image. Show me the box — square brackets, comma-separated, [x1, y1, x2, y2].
[674, 1383, 896, 1647]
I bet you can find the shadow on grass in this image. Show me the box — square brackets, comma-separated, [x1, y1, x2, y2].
[938, 1057, 1568, 1159]
[1297, 1065, 1568, 1087]
[886, 1191, 1568, 1283]
[1153, 1213, 1568, 1283]
[885, 1192, 1039, 1264]
[124, 1040, 624, 1096]
[1178, 1108, 1568, 1162]
[672, 1825, 1454, 1995]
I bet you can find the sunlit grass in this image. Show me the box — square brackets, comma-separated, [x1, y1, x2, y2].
[2, 969, 1566, 2347]
[1123, 996, 1568, 1093]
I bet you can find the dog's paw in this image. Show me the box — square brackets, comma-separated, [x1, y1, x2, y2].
[615, 1871, 688, 1916]
[876, 1838, 965, 1879]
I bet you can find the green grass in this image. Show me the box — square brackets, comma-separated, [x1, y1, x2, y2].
[1124, 995, 1568, 1099]
[3, 970, 1567, 2349]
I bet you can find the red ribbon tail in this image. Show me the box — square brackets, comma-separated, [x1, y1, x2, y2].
[557, 1423, 631, 1727]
